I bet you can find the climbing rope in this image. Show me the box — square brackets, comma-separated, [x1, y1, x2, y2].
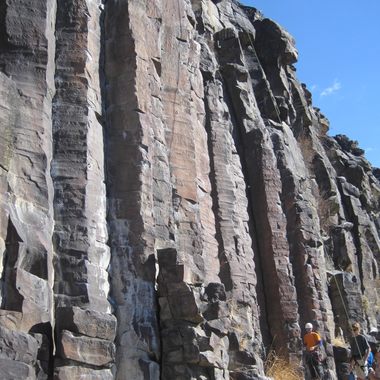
[168, 0, 184, 162]
[331, 272, 365, 360]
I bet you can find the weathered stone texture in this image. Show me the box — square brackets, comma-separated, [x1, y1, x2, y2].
[58, 329, 115, 366]
[56, 306, 117, 341]
[1, 0, 379, 379]
[0, 0, 57, 377]
[0, 326, 38, 364]
[0, 358, 36, 380]
[52, 0, 110, 313]
[54, 366, 113, 380]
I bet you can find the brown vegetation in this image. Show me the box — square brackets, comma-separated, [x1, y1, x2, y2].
[265, 351, 303, 380]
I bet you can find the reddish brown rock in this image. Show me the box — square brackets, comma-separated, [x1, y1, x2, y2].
[1, 0, 379, 379]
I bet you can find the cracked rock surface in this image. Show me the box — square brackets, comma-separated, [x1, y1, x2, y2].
[0, 1, 379, 379]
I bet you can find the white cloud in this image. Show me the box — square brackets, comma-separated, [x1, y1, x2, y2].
[365, 147, 374, 153]
[320, 79, 341, 96]
[311, 84, 318, 91]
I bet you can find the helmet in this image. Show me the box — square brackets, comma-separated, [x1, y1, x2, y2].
[305, 323, 313, 329]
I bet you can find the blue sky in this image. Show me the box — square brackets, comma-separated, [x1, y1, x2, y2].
[241, 0, 380, 168]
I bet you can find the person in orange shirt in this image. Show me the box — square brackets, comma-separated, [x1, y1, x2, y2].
[304, 322, 323, 379]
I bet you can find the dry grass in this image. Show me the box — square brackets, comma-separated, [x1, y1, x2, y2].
[265, 351, 303, 380]
[362, 295, 370, 313]
[332, 336, 347, 348]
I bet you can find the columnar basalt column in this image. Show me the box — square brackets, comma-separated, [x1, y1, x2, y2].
[0, 0, 57, 377]
[52, 0, 115, 377]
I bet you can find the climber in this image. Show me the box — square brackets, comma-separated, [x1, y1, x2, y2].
[304, 322, 324, 380]
[368, 350, 380, 379]
[368, 350, 375, 373]
[349, 322, 371, 380]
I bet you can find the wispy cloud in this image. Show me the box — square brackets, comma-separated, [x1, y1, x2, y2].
[320, 79, 341, 97]
[365, 147, 374, 153]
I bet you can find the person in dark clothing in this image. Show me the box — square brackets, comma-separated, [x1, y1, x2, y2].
[349, 322, 370, 380]
[369, 350, 380, 379]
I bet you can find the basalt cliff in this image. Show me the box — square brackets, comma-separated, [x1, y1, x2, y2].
[0, 0, 379, 379]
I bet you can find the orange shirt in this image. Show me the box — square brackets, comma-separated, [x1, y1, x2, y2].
[304, 332, 321, 350]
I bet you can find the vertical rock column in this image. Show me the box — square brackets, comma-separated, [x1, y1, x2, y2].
[276, 77, 344, 362]
[160, 0, 219, 284]
[214, 26, 301, 361]
[157, 0, 240, 378]
[192, 3, 267, 375]
[52, 0, 115, 377]
[0, 0, 57, 377]
[251, 17, 336, 371]
[203, 78, 266, 377]
[326, 141, 380, 332]
[259, 12, 380, 343]
[105, 1, 161, 379]
[269, 122, 336, 370]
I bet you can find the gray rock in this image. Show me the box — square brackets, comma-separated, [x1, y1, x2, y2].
[54, 366, 113, 380]
[0, 310, 23, 331]
[0, 326, 38, 364]
[58, 330, 115, 367]
[1, 0, 379, 379]
[0, 358, 35, 380]
[56, 306, 117, 341]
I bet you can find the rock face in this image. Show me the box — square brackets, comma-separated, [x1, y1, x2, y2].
[0, 0, 379, 379]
